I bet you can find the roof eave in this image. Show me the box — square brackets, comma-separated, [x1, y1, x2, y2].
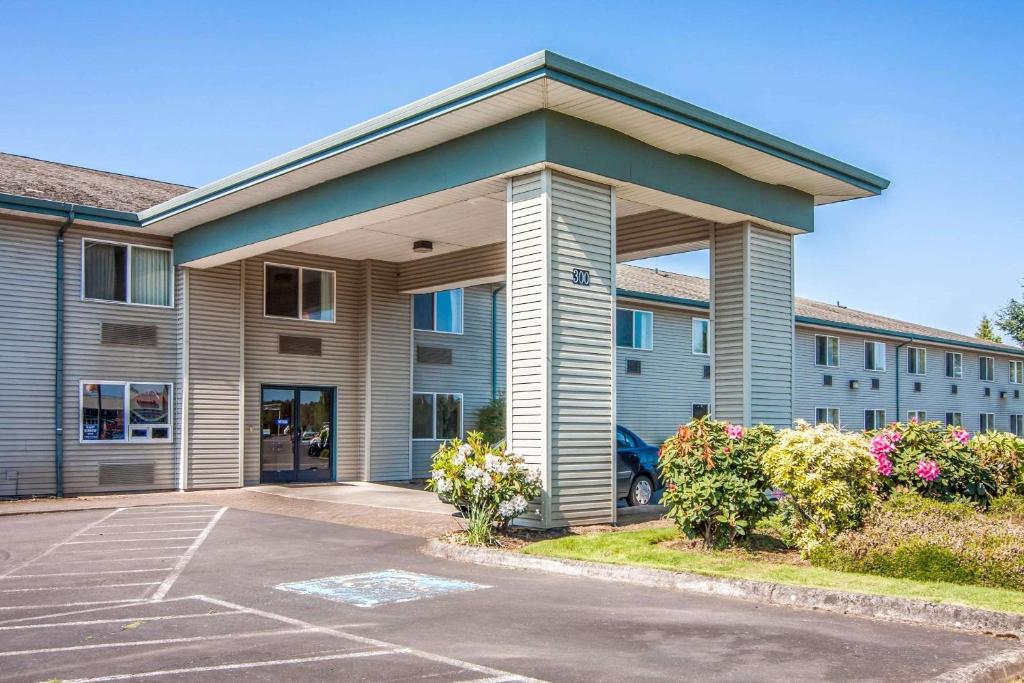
[0, 192, 141, 228]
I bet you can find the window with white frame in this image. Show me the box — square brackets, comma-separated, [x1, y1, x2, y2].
[944, 352, 962, 379]
[81, 381, 172, 442]
[945, 412, 962, 427]
[980, 356, 994, 382]
[413, 289, 464, 334]
[82, 240, 172, 307]
[1011, 414, 1024, 437]
[908, 410, 926, 423]
[815, 407, 840, 427]
[980, 413, 996, 433]
[864, 409, 886, 431]
[815, 335, 840, 367]
[692, 403, 709, 419]
[264, 263, 335, 322]
[907, 347, 926, 375]
[411, 393, 462, 440]
[864, 341, 886, 371]
[616, 308, 653, 350]
[691, 318, 709, 355]
[1011, 360, 1024, 385]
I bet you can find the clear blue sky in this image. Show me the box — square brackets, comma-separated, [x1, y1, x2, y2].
[2, 1, 1020, 336]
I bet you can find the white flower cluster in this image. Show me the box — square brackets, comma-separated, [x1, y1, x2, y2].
[497, 494, 528, 519]
[483, 453, 510, 475]
[431, 468, 453, 495]
[464, 464, 484, 481]
[525, 467, 542, 484]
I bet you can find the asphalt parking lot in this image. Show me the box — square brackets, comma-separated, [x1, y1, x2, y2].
[1, 503, 1020, 682]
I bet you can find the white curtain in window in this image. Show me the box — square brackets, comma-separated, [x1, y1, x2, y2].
[131, 247, 171, 306]
[84, 241, 124, 301]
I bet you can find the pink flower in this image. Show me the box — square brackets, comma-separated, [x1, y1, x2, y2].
[725, 424, 744, 440]
[950, 427, 970, 445]
[916, 459, 940, 482]
[876, 455, 893, 477]
[870, 433, 896, 457]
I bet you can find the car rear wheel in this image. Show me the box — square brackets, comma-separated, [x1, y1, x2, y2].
[627, 475, 654, 506]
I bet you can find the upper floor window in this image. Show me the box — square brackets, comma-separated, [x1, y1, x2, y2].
[980, 356, 995, 382]
[945, 352, 963, 379]
[413, 289, 463, 334]
[907, 347, 926, 375]
[815, 407, 840, 427]
[83, 240, 172, 307]
[264, 263, 335, 322]
[80, 381, 172, 442]
[617, 308, 653, 350]
[691, 318, 709, 355]
[815, 335, 840, 367]
[864, 341, 886, 372]
[1011, 360, 1024, 385]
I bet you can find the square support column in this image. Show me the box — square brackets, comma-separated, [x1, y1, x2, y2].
[506, 170, 616, 528]
[710, 222, 795, 428]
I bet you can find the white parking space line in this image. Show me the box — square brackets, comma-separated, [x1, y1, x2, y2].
[56, 546, 192, 554]
[0, 508, 123, 579]
[149, 507, 226, 601]
[92, 522, 211, 528]
[0, 599, 144, 612]
[80, 528, 207, 536]
[53, 649, 391, 683]
[0, 582, 161, 593]
[47, 556, 182, 565]
[64, 537, 201, 544]
[2, 568, 172, 579]
[0, 610, 246, 631]
[0, 626, 312, 658]
[0, 595, 196, 625]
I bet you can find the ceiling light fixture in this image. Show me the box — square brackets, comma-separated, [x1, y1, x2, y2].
[413, 240, 433, 253]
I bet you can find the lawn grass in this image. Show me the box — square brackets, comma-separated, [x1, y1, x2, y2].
[522, 527, 1024, 615]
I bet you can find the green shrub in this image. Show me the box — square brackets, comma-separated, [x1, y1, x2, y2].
[868, 421, 995, 504]
[658, 418, 776, 549]
[989, 494, 1024, 523]
[425, 431, 542, 545]
[809, 492, 1024, 591]
[474, 395, 506, 445]
[763, 422, 877, 554]
[971, 432, 1024, 497]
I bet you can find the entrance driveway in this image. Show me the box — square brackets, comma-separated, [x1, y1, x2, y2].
[1, 503, 1020, 682]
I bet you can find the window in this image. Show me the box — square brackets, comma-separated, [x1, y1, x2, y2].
[945, 412, 962, 427]
[82, 240, 172, 307]
[815, 407, 840, 427]
[980, 356, 995, 382]
[1011, 360, 1024, 385]
[81, 381, 171, 442]
[616, 427, 636, 449]
[864, 341, 886, 371]
[944, 352, 962, 379]
[980, 413, 996, 433]
[864, 409, 886, 431]
[908, 410, 926, 423]
[815, 335, 840, 367]
[1011, 415, 1024, 437]
[264, 263, 335, 322]
[691, 318, 709, 355]
[616, 309, 653, 350]
[907, 347, 926, 375]
[692, 404, 709, 419]
[411, 392, 462, 440]
[413, 289, 464, 334]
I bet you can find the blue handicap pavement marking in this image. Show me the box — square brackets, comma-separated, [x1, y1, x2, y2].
[275, 569, 490, 608]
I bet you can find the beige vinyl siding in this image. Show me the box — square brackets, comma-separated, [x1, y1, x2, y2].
[185, 263, 242, 489]
[506, 172, 548, 524]
[547, 172, 615, 526]
[398, 243, 505, 293]
[0, 218, 57, 496]
[748, 226, 794, 426]
[241, 253, 366, 483]
[62, 227, 177, 493]
[366, 260, 411, 480]
[411, 284, 503, 477]
[616, 210, 711, 260]
[710, 224, 746, 422]
[616, 301, 710, 445]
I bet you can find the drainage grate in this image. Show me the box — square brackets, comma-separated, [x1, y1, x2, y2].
[98, 462, 156, 486]
[101, 322, 158, 346]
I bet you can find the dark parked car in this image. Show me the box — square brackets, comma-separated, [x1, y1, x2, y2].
[616, 425, 662, 506]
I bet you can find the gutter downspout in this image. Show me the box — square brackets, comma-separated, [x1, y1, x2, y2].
[491, 284, 505, 400]
[55, 205, 75, 498]
[894, 338, 912, 423]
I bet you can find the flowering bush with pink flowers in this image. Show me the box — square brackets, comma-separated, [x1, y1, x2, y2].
[658, 417, 777, 549]
[867, 421, 995, 504]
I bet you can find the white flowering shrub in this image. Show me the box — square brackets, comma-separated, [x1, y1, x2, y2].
[425, 431, 542, 545]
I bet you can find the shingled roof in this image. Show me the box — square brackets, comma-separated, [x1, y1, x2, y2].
[618, 264, 1021, 354]
[0, 152, 192, 213]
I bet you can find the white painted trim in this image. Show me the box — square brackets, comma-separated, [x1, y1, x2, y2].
[179, 268, 190, 491]
[609, 184, 618, 526]
[238, 262, 246, 486]
[541, 169, 553, 526]
[708, 226, 716, 419]
[78, 380, 173, 444]
[742, 222, 751, 426]
[262, 260, 336, 324]
[80, 237, 174, 308]
[363, 260, 373, 481]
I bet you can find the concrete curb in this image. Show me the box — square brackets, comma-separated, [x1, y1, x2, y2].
[426, 540, 1024, 641]
[930, 647, 1024, 683]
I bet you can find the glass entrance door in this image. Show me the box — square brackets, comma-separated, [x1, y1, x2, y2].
[260, 386, 334, 483]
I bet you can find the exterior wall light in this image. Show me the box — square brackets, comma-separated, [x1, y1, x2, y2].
[849, 379, 859, 390]
[413, 240, 433, 253]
